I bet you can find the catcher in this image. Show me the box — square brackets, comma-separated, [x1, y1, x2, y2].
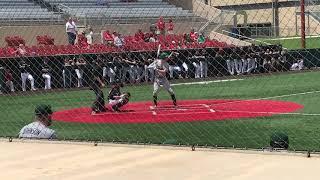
[148, 52, 178, 108]
[108, 80, 131, 112]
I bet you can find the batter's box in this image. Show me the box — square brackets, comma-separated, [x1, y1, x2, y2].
[149, 104, 215, 115]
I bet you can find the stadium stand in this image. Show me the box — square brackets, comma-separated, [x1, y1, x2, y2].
[51, 0, 200, 22]
[0, 0, 62, 24]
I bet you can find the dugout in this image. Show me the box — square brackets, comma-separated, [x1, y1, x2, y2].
[0, 45, 304, 91]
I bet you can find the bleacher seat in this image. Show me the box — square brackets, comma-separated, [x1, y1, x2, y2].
[48, 0, 199, 20]
[0, 0, 61, 23]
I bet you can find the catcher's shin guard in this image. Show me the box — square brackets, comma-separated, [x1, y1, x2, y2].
[112, 99, 129, 112]
[171, 94, 177, 106]
[153, 95, 158, 106]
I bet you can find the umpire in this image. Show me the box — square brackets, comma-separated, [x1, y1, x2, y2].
[89, 56, 106, 114]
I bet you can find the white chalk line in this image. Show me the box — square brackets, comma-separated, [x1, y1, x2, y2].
[209, 90, 320, 108]
[216, 110, 320, 116]
[171, 79, 243, 86]
[255, 90, 320, 100]
[92, 104, 216, 116]
[202, 104, 216, 112]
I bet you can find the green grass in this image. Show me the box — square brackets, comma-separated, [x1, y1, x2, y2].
[253, 36, 320, 50]
[1, 71, 320, 150]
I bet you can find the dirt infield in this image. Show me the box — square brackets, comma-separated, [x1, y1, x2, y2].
[52, 99, 303, 124]
[0, 140, 319, 180]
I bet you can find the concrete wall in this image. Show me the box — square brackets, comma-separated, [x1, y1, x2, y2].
[238, 6, 320, 37]
[0, 22, 206, 47]
[167, 0, 193, 10]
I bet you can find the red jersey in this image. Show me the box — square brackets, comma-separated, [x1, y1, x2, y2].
[157, 20, 165, 31]
[134, 31, 144, 41]
[103, 31, 113, 41]
[190, 32, 198, 41]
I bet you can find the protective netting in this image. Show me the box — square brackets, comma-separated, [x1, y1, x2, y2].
[1, 0, 320, 151]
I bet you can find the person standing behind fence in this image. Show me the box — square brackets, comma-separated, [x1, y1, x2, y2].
[121, 54, 137, 84]
[102, 55, 116, 84]
[199, 49, 208, 78]
[74, 56, 86, 88]
[66, 17, 77, 45]
[191, 50, 201, 78]
[63, 57, 73, 88]
[226, 49, 235, 76]
[19, 59, 36, 91]
[5, 67, 15, 93]
[85, 26, 94, 45]
[42, 58, 52, 90]
[19, 104, 57, 139]
[143, 54, 155, 82]
[234, 48, 243, 75]
[135, 54, 146, 83]
[246, 46, 257, 74]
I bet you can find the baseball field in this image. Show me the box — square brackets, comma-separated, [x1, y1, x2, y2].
[1, 70, 320, 151]
[256, 36, 320, 50]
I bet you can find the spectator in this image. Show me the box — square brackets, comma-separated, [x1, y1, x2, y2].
[134, 29, 144, 42]
[16, 44, 27, 56]
[198, 33, 206, 44]
[102, 30, 114, 45]
[169, 41, 176, 50]
[157, 16, 166, 35]
[85, 26, 94, 45]
[5, 67, 14, 93]
[66, 17, 77, 45]
[150, 24, 157, 35]
[167, 18, 174, 34]
[113, 32, 124, 48]
[190, 29, 198, 42]
[18, 104, 57, 139]
[149, 34, 156, 42]
[77, 32, 89, 48]
[183, 33, 191, 44]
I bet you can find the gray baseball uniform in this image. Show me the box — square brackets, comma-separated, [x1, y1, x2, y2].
[19, 121, 56, 139]
[148, 59, 174, 95]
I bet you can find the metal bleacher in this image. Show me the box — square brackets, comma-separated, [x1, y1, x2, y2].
[50, 0, 202, 24]
[0, 0, 62, 25]
[0, 0, 204, 25]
